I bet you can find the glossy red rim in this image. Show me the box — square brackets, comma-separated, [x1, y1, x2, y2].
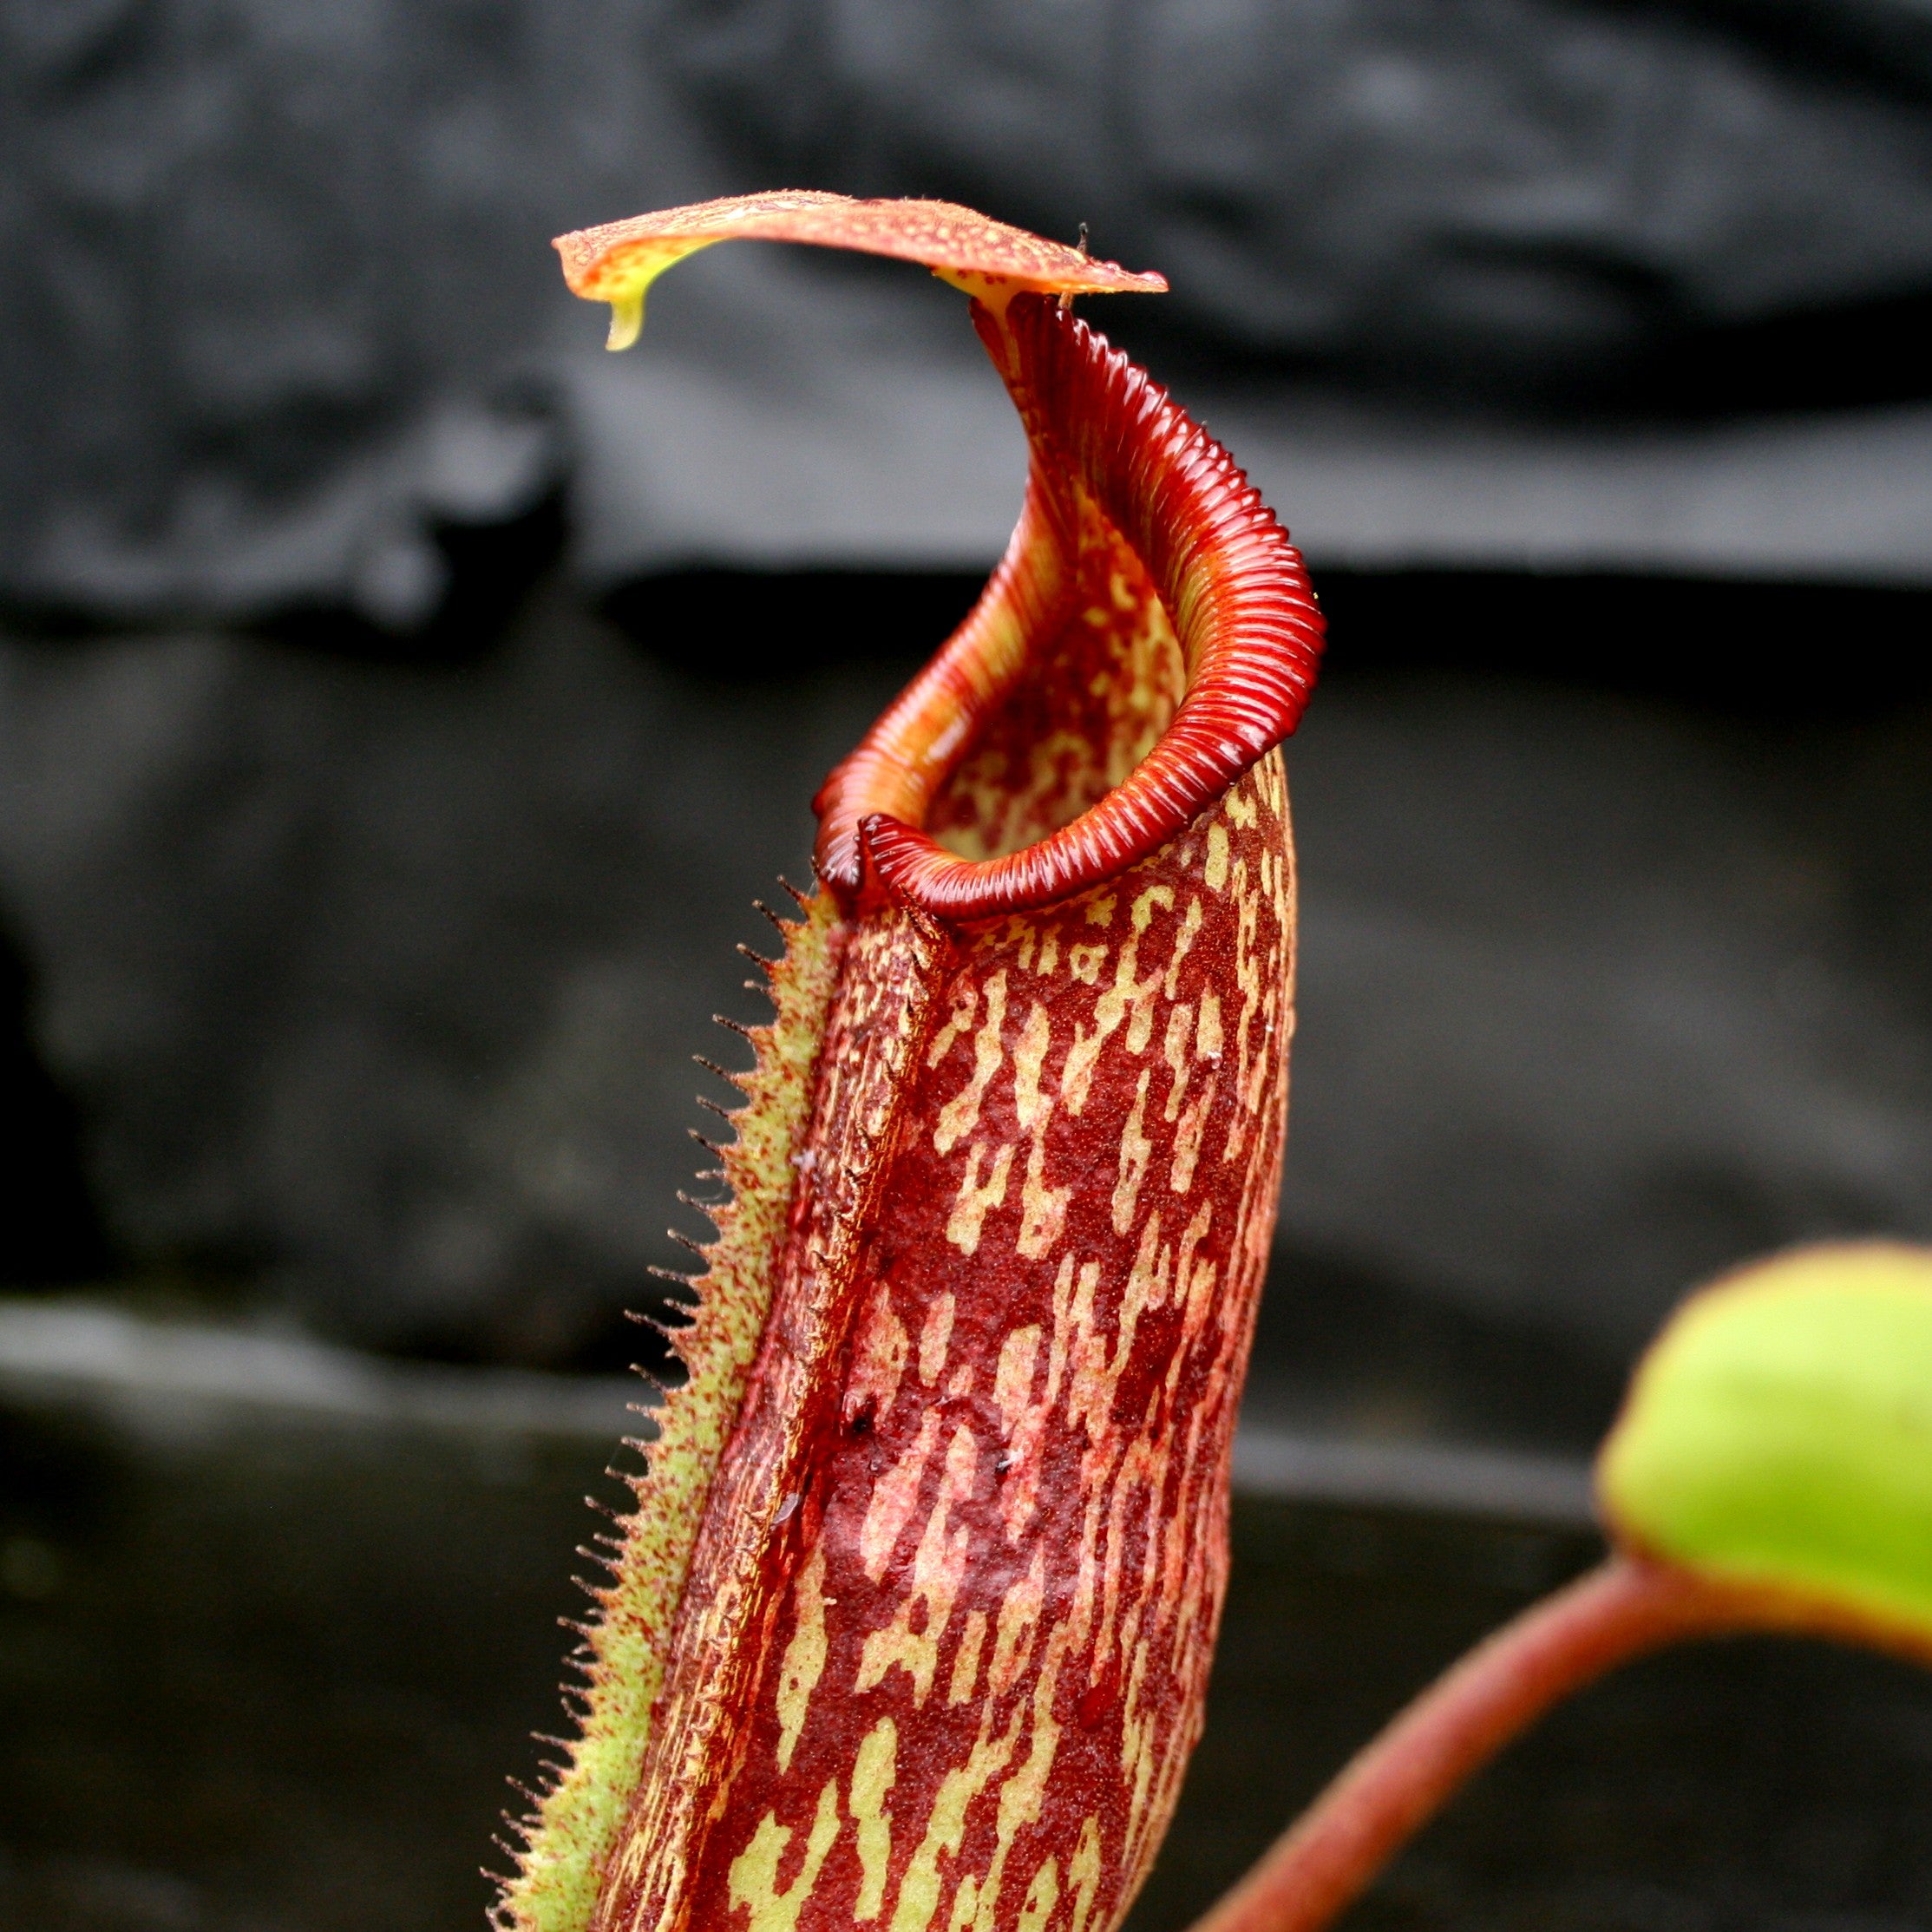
[814, 293, 1324, 920]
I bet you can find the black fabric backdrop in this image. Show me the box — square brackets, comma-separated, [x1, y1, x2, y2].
[2, 3, 1930, 1421]
[7, 0, 1932, 618]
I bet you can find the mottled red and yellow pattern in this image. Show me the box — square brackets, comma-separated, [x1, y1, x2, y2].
[499, 193, 1320, 1932]
[554, 191, 1167, 350]
[601, 764, 1292, 1932]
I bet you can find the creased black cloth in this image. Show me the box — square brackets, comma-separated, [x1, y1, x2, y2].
[6, 0, 1932, 619]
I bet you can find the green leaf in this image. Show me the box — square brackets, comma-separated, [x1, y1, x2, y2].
[1599, 1243, 1932, 1641]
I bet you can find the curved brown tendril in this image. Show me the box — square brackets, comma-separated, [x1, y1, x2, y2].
[814, 292, 1324, 920]
[1187, 1555, 1932, 1932]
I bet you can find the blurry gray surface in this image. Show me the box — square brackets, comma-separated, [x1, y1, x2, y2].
[1221, 396, 1932, 585]
[562, 246, 1028, 583]
[572, 282, 1932, 587]
[3, 1300, 1930, 1932]
[1229, 1424, 1593, 1528]
[0, 1300, 630, 1932]
[2, 586, 1928, 1381]
[0, 586, 897, 1358]
[10, 1, 1932, 619]
[1282, 674, 1932, 1361]
[0, 1298, 1595, 1523]
[0, 1300, 642, 1438]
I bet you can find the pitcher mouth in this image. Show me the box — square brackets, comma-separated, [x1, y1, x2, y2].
[812, 292, 1324, 922]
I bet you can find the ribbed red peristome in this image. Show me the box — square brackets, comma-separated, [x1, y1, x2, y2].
[815, 293, 1323, 920]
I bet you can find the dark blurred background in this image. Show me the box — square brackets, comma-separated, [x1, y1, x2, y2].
[2, 3, 1931, 1929]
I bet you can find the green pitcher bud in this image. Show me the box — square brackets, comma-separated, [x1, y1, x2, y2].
[1600, 1242, 1932, 1646]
